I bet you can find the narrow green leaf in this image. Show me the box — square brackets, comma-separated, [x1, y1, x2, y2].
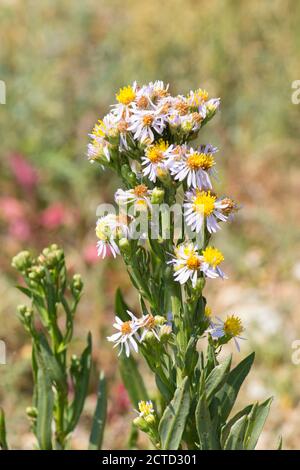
[0, 408, 8, 450]
[195, 392, 219, 450]
[66, 333, 92, 433]
[36, 367, 54, 450]
[119, 354, 148, 407]
[224, 415, 248, 450]
[15, 285, 32, 298]
[114, 288, 131, 322]
[183, 336, 199, 377]
[159, 377, 190, 450]
[243, 397, 273, 450]
[36, 333, 67, 392]
[211, 352, 255, 423]
[89, 372, 107, 450]
[277, 435, 283, 450]
[205, 339, 218, 375]
[205, 354, 232, 402]
[155, 374, 173, 403]
[221, 403, 253, 447]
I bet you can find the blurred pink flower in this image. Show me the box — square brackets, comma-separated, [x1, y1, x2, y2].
[9, 219, 31, 241]
[115, 383, 130, 414]
[0, 197, 25, 220]
[83, 243, 99, 265]
[40, 203, 66, 229]
[9, 153, 38, 191]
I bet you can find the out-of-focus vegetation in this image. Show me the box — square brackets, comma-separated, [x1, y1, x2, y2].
[0, 0, 300, 449]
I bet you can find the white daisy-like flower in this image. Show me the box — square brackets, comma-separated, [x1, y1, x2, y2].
[128, 109, 166, 144]
[187, 88, 209, 111]
[87, 139, 110, 164]
[137, 81, 170, 106]
[201, 246, 226, 279]
[141, 140, 173, 182]
[111, 82, 138, 120]
[209, 314, 246, 352]
[95, 214, 129, 259]
[169, 243, 226, 287]
[184, 189, 229, 234]
[168, 242, 203, 287]
[88, 116, 115, 163]
[115, 184, 152, 212]
[107, 310, 140, 357]
[169, 145, 218, 189]
[138, 314, 161, 342]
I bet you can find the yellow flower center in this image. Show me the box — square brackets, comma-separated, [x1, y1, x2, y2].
[223, 315, 244, 337]
[137, 96, 149, 109]
[143, 114, 154, 126]
[138, 401, 154, 416]
[144, 314, 155, 330]
[186, 254, 201, 270]
[191, 112, 203, 123]
[92, 120, 106, 139]
[193, 190, 216, 216]
[189, 88, 209, 106]
[205, 306, 212, 317]
[175, 101, 189, 115]
[187, 153, 215, 171]
[121, 321, 132, 335]
[95, 219, 113, 241]
[133, 184, 148, 197]
[202, 246, 224, 268]
[116, 86, 136, 105]
[146, 140, 168, 163]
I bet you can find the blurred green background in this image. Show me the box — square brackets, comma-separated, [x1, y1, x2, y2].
[0, 0, 300, 449]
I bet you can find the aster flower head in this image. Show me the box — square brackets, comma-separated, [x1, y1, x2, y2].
[169, 243, 226, 286]
[95, 213, 130, 259]
[115, 184, 152, 212]
[201, 246, 226, 279]
[138, 314, 161, 342]
[87, 139, 110, 165]
[137, 400, 155, 418]
[169, 144, 218, 189]
[107, 310, 140, 357]
[168, 242, 203, 287]
[184, 189, 229, 234]
[128, 108, 166, 144]
[187, 88, 209, 108]
[112, 82, 138, 120]
[141, 139, 173, 182]
[210, 314, 245, 351]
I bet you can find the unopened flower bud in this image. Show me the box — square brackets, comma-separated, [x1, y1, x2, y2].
[72, 274, 83, 292]
[133, 416, 148, 432]
[156, 167, 172, 187]
[144, 414, 156, 427]
[154, 315, 166, 326]
[26, 406, 38, 419]
[119, 238, 131, 256]
[151, 187, 165, 205]
[143, 331, 156, 345]
[160, 324, 172, 342]
[18, 305, 33, 319]
[11, 251, 33, 273]
[28, 265, 45, 281]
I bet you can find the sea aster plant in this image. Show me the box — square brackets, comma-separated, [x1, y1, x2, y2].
[87, 81, 272, 451]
